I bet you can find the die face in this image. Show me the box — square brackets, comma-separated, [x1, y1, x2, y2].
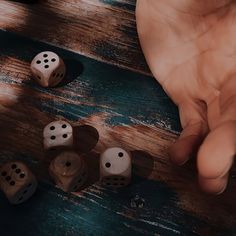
[0, 162, 37, 204]
[51, 151, 82, 176]
[100, 147, 131, 176]
[0, 162, 29, 190]
[30, 67, 47, 87]
[9, 178, 37, 205]
[100, 147, 131, 188]
[31, 51, 60, 75]
[68, 162, 88, 192]
[49, 151, 88, 192]
[101, 175, 129, 188]
[30, 51, 65, 87]
[62, 165, 87, 192]
[43, 120, 73, 150]
[49, 61, 66, 87]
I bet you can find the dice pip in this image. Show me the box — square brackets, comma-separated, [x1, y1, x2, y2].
[0, 161, 37, 204]
[43, 120, 73, 151]
[30, 51, 66, 87]
[49, 151, 88, 192]
[100, 147, 131, 188]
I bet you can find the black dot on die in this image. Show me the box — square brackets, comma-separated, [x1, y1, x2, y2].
[50, 126, 55, 130]
[43, 54, 48, 58]
[51, 58, 56, 62]
[23, 190, 28, 195]
[63, 134, 68, 138]
[105, 162, 111, 168]
[11, 164, 17, 169]
[51, 135, 56, 140]
[27, 183, 32, 188]
[18, 196, 23, 202]
[20, 173, 25, 178]
[44, 65, 49, 69]
[62, 124, 67, 128]
[118, 152, 123, 157]
[36, 60, 41, 64]
[44, 59, 49, 63]
[50, 148, 56, 151]
[15, 169, 21, 174]
[65, 162, 71, 167]
[10, 181, 15, 186]
[60, 73, 64, 78]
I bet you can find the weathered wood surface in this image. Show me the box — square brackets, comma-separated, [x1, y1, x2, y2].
[0, 30, 236, 236]
[0, 0, 150, 75]
[0, 0, 236, 235]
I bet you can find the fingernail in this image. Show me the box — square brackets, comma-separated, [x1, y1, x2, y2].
[216, 184, 227, 195]
[178, 157, 190, 166]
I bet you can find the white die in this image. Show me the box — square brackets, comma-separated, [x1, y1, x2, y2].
[30, 51, 66, 87]
[43, 120, 73, 150]
[0, 161, 38, 204]
[100, 147, 131, 188]
[49, 151, 88, 192]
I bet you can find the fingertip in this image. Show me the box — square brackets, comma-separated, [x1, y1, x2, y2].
[169, 135, 203, 166]
[169, 141, 189, 166]
[197, 125, 235, 179]
[198, 175, 228, 195]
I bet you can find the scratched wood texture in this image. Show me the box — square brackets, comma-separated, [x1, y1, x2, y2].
[0, 0, 149, 75]
[0, 1, 236, 236]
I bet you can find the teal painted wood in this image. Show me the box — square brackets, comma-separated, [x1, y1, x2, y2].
[0, 31, 235, 236]
[0, 159, 231, 236]
[0, 30, 180, 132]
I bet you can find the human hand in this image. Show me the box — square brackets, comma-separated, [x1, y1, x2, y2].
[136, 0, 236, 194]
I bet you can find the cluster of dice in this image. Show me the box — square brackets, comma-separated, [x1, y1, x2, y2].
[0, 51, 132, 204]
[44, 120, 132, 191]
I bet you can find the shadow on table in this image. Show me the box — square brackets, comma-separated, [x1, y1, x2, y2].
[131, 150, 154, 180]
[57, 59, 84, 87]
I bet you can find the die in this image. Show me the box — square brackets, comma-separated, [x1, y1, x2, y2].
[49, 151, 88, 192]
[43, 120, 73, 151]
[30, 51, 66, 87]
[100, 147, 131, 188]
[0, 161, 37, 204]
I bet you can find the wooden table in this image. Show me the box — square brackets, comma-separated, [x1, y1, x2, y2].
[0, 1, 235, 235]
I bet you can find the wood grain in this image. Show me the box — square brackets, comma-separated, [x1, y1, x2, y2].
[0, 0, 150, 75]
[0, 30, 236, 235]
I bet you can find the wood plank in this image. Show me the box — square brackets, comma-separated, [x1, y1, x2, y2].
[0, 0, 150, 75]
[0, 181, 228, 236]
[0, 31, 236, 235]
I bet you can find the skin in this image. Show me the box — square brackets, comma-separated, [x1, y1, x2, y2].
[136, 0, 236, 194]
